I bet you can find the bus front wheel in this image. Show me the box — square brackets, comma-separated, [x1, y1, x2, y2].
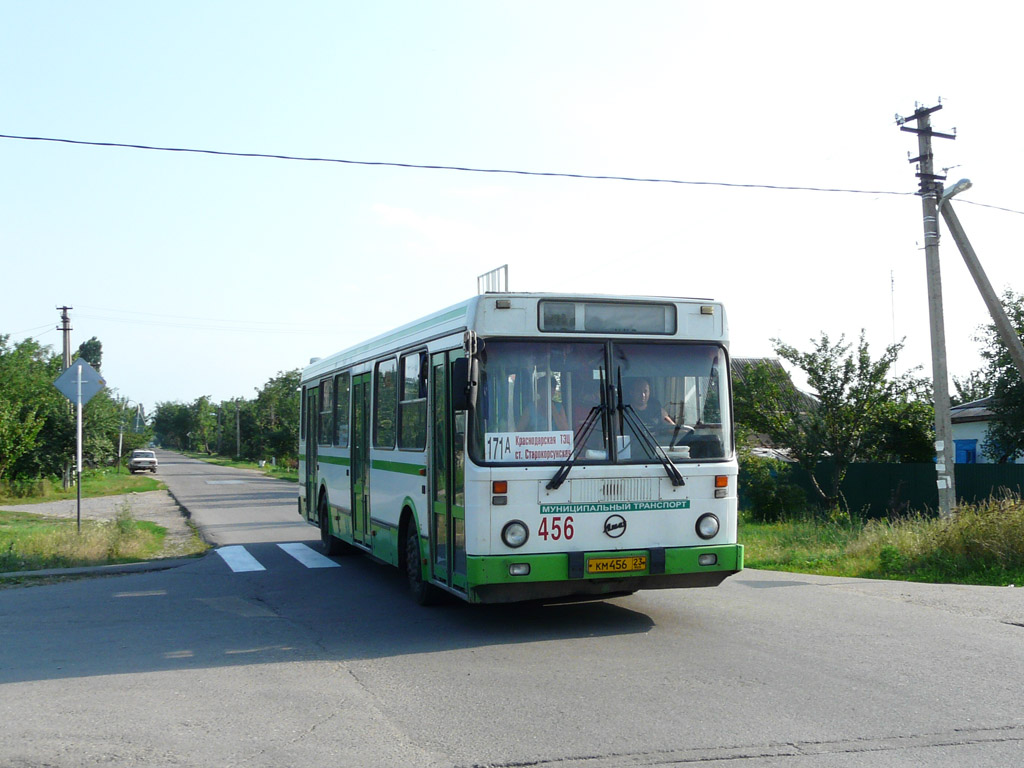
[404, 520, 439, 606]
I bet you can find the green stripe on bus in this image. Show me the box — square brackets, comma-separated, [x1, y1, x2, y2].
[319, 455, 351, 466]
[372, 459, 425, 476]
[466, 543, 742, 585]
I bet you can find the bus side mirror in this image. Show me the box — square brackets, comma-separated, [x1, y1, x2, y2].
[451, 357, 478, 411]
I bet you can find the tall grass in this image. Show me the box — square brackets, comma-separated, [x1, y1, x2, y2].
[851, 494, 1024, 585]
[741, 494, 1024, 586]
[0, 500, 165, 573]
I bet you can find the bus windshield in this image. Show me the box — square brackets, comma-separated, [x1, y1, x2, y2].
[472, 340, 731, 465]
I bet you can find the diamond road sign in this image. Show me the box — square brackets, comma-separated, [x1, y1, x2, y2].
[53, 359, 106, 405]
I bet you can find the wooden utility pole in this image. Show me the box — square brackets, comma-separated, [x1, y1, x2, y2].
[897, 104, 957, 517]
[56, 305, 73, 368]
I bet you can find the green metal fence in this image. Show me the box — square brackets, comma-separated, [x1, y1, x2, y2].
[786, 462, 1024, 518]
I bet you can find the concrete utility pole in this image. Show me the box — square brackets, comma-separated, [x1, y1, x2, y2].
[939, 184, 1024, 382]
[897, 103, 957, 517]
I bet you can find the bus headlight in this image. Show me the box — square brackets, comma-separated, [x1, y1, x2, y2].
[696, 514, 720, 540]
[501, 520, 529, 548]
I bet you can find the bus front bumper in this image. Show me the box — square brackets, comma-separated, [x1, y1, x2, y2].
[465, 543, 743, 604]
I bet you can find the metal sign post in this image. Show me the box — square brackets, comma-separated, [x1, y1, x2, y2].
[53, 359, 106, 533]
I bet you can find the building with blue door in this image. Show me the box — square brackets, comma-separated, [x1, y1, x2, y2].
[950, 397, 1024, 464]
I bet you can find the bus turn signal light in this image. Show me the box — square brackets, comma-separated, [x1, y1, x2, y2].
[714, 475, 728, 498]
[492, 480, 508, 494]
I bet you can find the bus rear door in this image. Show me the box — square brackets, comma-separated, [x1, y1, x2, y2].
[430, 351, 467, 591]
[304, 387, 318, 524]
[351, 373, 372, 547]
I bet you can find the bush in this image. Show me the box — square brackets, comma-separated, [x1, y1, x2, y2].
[0, 477, 56, 499]
[739, 454, 806, 522]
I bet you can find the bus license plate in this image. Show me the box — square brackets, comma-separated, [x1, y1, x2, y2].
[587, 556, 647, 574]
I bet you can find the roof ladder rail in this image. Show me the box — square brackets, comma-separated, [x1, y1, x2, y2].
[477, 265, 509, 294]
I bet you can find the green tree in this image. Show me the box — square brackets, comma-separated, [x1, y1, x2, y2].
[0, 335, 73, 481]
[952, 370, 994, 406]
[151, 370, 300, 462]
[189, 396, 217, 453]
[0, 397, 45, 481]
[861, 395, 935, 463]
[733, 332, 931, 509]
[252, 369, 300, 461]
[80, 390, 153, 468]
[75, 336, 103, 372]
[152, 401, 192, 449]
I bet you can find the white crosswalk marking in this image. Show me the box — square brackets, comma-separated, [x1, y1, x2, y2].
[216, 545, 266, 572]
[277, 542, 341, 568]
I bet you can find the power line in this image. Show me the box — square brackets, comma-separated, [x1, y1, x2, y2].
[0, 131, 915, 197]
[73, 310, 335, 335]
[76, 304, 324, 329]
[958, 198, 1024, 216]
[10, 321, 56, 337]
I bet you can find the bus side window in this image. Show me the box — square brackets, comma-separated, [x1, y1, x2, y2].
[334, 372, 350, 447]
[399, 351, 427, 450]
[318, 379, 334, 446]
[374, 358, 397, 449]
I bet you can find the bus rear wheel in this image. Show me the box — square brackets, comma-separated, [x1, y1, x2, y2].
[405, 520, 439, 605]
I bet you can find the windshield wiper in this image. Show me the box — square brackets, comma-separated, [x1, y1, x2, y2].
[547, 367, 609, 491]
[545, 403, 607, 491]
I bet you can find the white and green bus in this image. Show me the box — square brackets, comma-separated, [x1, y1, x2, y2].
[298, 292, 742, 604]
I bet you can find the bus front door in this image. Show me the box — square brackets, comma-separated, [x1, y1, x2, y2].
[351, 373, 372, 547]
[430, 352, 467, 590]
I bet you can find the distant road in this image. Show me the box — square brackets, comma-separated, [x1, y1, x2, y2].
[153, 448, 315, 546]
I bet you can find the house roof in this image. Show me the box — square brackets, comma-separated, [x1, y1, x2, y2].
[731, 357, 789, 386]
[731, 357, 817, 409]
[951, 396, 995, 424]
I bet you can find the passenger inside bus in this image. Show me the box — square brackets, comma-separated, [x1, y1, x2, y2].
[516, 397, 569, 432]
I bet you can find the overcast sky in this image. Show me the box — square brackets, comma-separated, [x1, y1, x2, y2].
[2, 1, 1022, 410]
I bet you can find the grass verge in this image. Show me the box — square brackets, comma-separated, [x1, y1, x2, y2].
[740, 494, 1024, 586]
[0, 499, 199, 575]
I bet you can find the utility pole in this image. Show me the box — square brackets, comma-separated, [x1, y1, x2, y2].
[57, 306, 73, 369]
[897, 104, 957, 517]
[57, 306, 74, 489]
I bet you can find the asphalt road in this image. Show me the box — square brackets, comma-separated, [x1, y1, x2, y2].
[153, 449, 317, 546]
[0, 451, 1022, 767]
